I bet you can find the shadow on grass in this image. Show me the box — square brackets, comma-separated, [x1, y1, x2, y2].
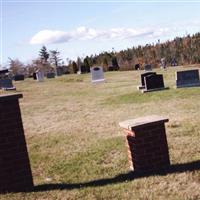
[34, 160, 200, 192]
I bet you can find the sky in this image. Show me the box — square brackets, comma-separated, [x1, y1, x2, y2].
[1, 0, 200, 67]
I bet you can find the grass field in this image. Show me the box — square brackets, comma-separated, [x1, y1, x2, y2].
[0, 66, 200, 200]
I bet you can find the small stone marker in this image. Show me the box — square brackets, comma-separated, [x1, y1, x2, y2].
[56, 67, 63, 76]
[91, 66, 105, 83]
[0, 94, 33, 192]
[14, 74, 25, 81]
[119, 115, 170, 172]
[0, 78, 16, 90]
[160, 58, 166, 69]
[135, 64, 140, 70]
[33, 72, 37, 80]
[176, 69, 200, 88]
[47, 72, 55, 79]
[137, 72, 157, 90]
[142, 74, 168, 93]
[144, 64, 152, 71]
[36, 70, 44, 82]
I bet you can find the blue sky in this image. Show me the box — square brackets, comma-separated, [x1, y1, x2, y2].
[1, 0, 200, 67]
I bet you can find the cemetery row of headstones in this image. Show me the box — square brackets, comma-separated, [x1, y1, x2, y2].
[137, 69, 200, 93]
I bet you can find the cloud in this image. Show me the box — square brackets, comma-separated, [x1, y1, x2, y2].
[30, 26, 170, 45]
[30, 30, 72, 44]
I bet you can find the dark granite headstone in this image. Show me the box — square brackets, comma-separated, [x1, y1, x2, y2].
[144, 74, 164, 91]
[135, 64, 140, 70]
[144, 64, 152, 71]
[14, 74, 25, 81]
[137, 72, 157, 90]
[176, 69, 200, 88]
[0, 78, 16, 90]
[141, 72, 157, 86]
[56, 67, 63, 76]
[33, 73, 37, 80]
[47, 72, 55, 79]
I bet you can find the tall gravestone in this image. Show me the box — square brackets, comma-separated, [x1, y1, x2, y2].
[36, 70, 44, 82]
[176, 69, 200, 88]
[33, 73, 37, 80]
[0, 94, 33, 192]
[91, 66, 105, 83]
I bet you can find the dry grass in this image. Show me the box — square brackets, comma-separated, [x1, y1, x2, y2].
[0, 66, 200, 200]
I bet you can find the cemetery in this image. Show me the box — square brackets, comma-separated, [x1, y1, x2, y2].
[0, 66, 200, 199]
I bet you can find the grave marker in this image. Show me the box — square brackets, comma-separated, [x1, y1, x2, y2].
[36, 70, 44, 82]
[144, 64, 152, 71]
[14, 74, 25, 81]
[47, 72, 55, 79]
[91, 66, 105, 83]
[56, 67, 63, 76]
[0, 78, 16, 90]
[141, 74, 168, 93]
[176, 69, 200, 88]
[137, 72, 157, 90]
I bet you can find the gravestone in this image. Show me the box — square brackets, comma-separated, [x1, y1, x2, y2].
[36, 70, 44, 82]
[141, 74, 168, 93]
[137, 72, 157, 90]
[160, 58, 166, 69]
[176, 69, 200, 88]
[91, 66, 105, 83]
[144, 64, 152, 71]
[135, 64, 140, 70]
[0, 78, 16, 90]
[33, 73, 37, 80]
[14, 74, 25, 81]
[47, 72, 55, 79]
[56, 67, 63, 76]
[0, 69, 9, 78]
[171, 58, 177, 66]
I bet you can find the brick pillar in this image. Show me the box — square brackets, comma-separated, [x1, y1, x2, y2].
[0, 94, 33, 193]
[119, 115, 170, 172]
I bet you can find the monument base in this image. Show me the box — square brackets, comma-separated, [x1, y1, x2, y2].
[141, 87, 169, 93]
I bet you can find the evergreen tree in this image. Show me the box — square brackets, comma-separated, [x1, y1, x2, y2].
[39, 46, 49, 63]
[83, 57, 90, 73]
[111, 56, 119, 70]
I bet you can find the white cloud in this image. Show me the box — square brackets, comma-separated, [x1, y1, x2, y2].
[30, 30, 72, 44]
[30, 26, 171, 45]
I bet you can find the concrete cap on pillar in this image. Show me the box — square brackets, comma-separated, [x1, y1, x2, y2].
[0, 93, 23, 102]
[119, 115, 169, 130]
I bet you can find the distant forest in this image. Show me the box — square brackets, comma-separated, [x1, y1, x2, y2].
[5, 32, 200, 76]
[78, 32, 200, 71]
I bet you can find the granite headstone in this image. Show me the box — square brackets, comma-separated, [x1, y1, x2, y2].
[176, 69, 200, 88]
[91, 66, 105, 83]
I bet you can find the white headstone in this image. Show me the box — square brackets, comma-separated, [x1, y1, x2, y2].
[36, 70, 44, 82]
[91, 66, 105, 83]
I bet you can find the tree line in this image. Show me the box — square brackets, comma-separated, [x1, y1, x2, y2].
[5, 32, 200, 76]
